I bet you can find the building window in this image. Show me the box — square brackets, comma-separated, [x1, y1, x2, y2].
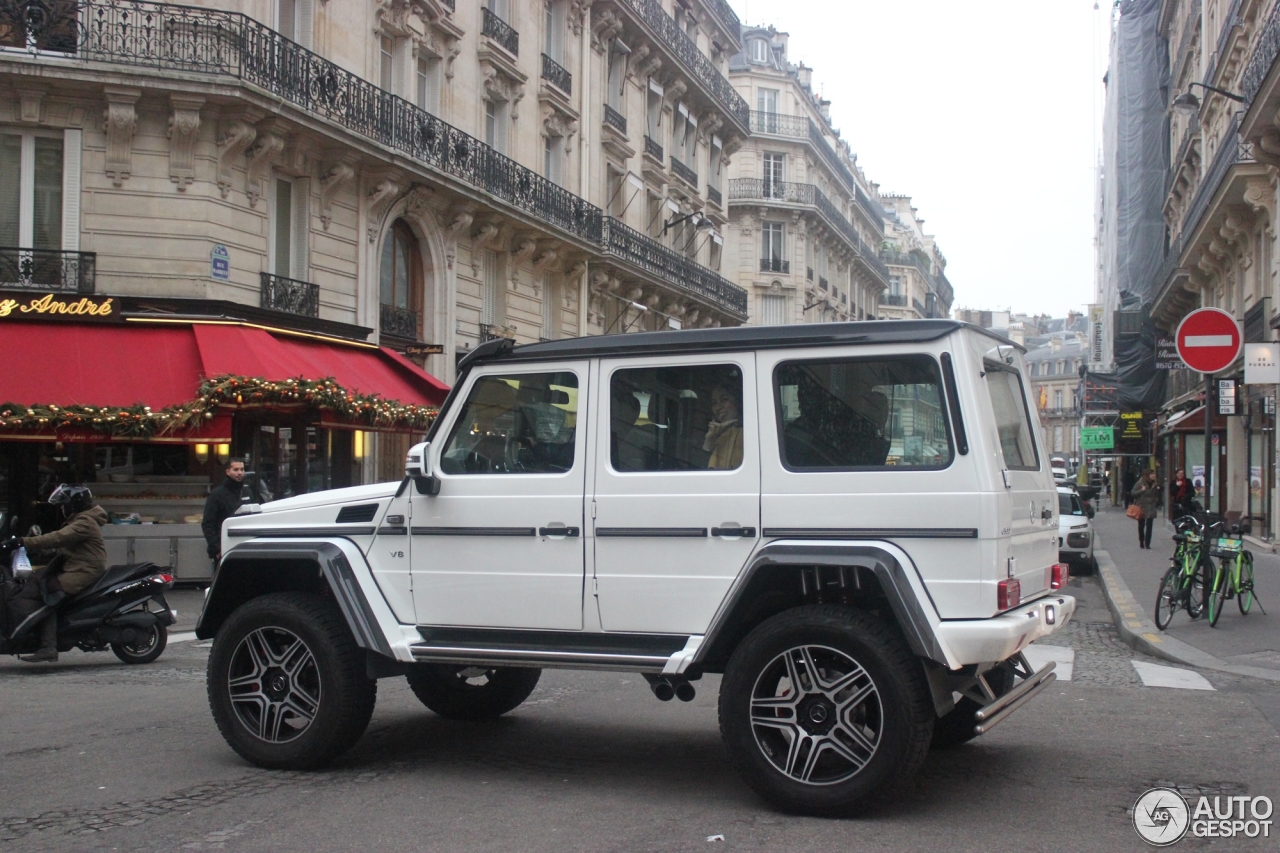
[672, 103, 687, 162]
[271, 175, 309, 280]
[757, 87, 778, 114]
[541, 272, 558, 340]
[416, 54, 441, 114]
[762, 293, 786, 325]
[486, 0, 510, 21]
[380, 220, 419, 331]
[607, 39, 628, 112]
[1054, 389, 1062, 410]
[485, 99, 509, 153]
[709, 233, 722, 270]
[761, 222, 784, 267]
[0, 129, 66, 250]
[750, 38, 769, 63]
[889, 275, 901, 297]
[544, 0, 565, 64]
[646, 82, 663, 140]
[544, 134, 563, 185]
[481, 248, 505, 327]
[763, 152, 783, 197]
[709, 135, 723, 197]
[277, 0, 312, 47]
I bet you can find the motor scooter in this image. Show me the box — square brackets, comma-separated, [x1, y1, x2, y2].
[0, 518, 176, 664]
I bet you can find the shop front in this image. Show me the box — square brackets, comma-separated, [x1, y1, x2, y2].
[1159, 406, 1228, 517]
[0, 294, 447, 580]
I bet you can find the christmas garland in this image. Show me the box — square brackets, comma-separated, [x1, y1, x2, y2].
[0, 374, 439, 439]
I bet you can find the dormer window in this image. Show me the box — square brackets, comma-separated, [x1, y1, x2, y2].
[750, 38, 769, 63]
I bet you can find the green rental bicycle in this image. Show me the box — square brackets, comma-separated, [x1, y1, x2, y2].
[1206, 523, 1266, 627]
[1155, 516, 1209, 629]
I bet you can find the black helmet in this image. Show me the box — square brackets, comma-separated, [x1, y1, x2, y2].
[48, 484, 94, 515]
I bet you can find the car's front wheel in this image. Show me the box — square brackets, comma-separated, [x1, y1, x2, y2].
[718, 605, 933, 816]
[405, 664, 541, 720]
[207, 592, 377, 769]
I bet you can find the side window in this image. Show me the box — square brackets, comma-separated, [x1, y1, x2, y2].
[610, 365, 744, 472]
[775, 356, 952, 470]
[985, 368, 1039, 470]
[440, 372, 578, 474]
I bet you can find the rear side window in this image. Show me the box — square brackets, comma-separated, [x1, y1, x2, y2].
[774, 356, 952, 470]
[610, 364, 745, 472]
[985, 368, 1038, 470]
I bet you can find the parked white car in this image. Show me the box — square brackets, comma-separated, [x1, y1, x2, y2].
[1057, 485, 1095, 574]
[198, 321, 1075, 816]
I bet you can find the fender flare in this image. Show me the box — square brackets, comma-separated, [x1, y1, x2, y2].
[195, 540, 394, 658]
[696, 540, 950, 667]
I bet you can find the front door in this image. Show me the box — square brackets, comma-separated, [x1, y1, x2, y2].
[411, 364, 588, 630]
[591, 354, 760, 634]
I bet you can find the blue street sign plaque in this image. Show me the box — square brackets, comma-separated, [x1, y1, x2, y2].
[211, 244, 230, 281]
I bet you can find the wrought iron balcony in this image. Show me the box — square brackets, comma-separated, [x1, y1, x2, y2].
[620, 0, 749, 129]
[1180, 113, 1252, 243]
[380, 302, 418, 339]
[603, 103, 627, 134]
[541, 52, 571, 94]
[602, 217, 747, 318]
[807, 119, 858, 200]
[702, 0, 740, 32]
[644, 135, 664, 161]
[481, 7, 518, 56]
[670, 156, 697, 188]
[760, 258, 789, 273]
[706, 185, 721, 206]
[881, 294, 908, 307]
[1244, 0, 1280, 102]
[260, 272, 319, 317]
[0, 248, 96, 292]
[749, 110, 807, 137]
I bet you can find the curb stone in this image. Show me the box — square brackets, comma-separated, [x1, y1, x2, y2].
[1092, 540, 1280, 683]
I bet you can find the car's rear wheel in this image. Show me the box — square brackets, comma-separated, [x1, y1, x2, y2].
[405, 665, 541, 720]
[207, 592, 376, 769]
[930, 661, 1015, 749]
[718, 605, 933, 816]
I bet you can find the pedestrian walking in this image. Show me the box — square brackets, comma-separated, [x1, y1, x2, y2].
[1132, 468, 1160, 549]
[1169, 468, 1195, 518]
[202, 457, 245, 573]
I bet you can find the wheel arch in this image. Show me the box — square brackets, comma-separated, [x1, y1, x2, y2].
[694, 542, 949, 673]
[194, 541, 393, 658]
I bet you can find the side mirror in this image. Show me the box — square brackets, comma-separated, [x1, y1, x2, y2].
[405, 441, 440, 497]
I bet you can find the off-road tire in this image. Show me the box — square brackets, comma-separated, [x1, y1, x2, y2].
[207, 592, 376, 769]
[111, 623, 167, 664]
[405, 664, 541, 720]
[930, 661, 1015, 749]
[718, 605, 934, 816]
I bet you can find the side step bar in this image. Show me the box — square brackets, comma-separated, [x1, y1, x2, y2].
[409, 644, 672, 672]
[973, 655, 1057, 736]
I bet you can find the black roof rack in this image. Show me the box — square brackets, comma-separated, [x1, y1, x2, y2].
[465, 320, 1003, 367]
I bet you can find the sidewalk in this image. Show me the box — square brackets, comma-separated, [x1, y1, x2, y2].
[1091, 503, 1280, 680]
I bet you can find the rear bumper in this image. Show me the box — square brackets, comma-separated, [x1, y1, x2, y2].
[936, 595, 1076, 667]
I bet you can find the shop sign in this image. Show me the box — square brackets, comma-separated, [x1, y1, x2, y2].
[1081, 427, 1114, 450]
[1155, 338, 1187, 370]
[211, 244, 230, 281]
[1244, 343, 1280, 384]
[1119, 412, 1144, 440]
[404, 344, 444, 356]
[0, 292, 117, 321]
[1218, 379, 1239, 415]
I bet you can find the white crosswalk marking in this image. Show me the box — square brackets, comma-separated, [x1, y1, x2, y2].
[1131, 661, 1215, 691]
[1023, 645, 1074, 681]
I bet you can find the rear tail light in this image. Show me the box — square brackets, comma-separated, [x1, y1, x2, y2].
[150, 573, 175, 588]
[997, 578, 1021, 611]
[1050, 563, 1069, 590]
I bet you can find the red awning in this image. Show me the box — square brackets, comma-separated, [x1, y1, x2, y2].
[0, 319, 448, 440]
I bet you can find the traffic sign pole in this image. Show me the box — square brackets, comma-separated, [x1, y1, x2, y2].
[1175, 308, 1242, 513]
[1205, 372, 1212, 511]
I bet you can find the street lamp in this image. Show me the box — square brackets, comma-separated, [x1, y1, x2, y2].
[1173, 82, 1245, 115]
[661, 212, 714, 237]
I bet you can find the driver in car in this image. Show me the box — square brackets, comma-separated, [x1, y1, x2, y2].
[3, 485, 109, 662]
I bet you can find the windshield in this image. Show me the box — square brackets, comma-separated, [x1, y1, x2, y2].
[1058, 493, 1084, 516]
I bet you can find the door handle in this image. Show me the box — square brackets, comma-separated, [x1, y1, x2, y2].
[538, 526, 581, 537]
[711, 527, 757, 538]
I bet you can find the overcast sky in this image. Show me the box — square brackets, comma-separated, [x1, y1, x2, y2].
[734, 0, 1108, 319]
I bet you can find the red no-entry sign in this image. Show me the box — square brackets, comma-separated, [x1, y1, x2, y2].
[1175, 308, 1242, 374]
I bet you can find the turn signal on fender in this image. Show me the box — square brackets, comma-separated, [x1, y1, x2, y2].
[997, 578, 1021, 611]
[1050, 563, 1069, 590]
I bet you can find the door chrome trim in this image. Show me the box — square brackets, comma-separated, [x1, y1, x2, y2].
[761, 527, 978, 539]
[410, 527, 537, 536]
[595, 527, 709, 537]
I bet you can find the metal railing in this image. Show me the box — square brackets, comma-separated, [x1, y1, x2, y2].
[602, 217, 747, 316]
[760, 257, 789, 273]
[603, 103, 627, 134]
[260, 271, 318, 317]
[807, 119, 858, 198]
[881, 294, 907, 307]
[749, 109, 807, 137]
[670, 156, 697, 187]
[912, 297, 926, 315]
[1243, 0, 1280, 102]
[0, 248, 96, 292]
[380, 302, 417, 339]
[934, 270, 953, 308]
[1039, 407, 1081, 419]
[1208, 0, 1241, 85]
[706, 185, 721, 206]
[644, 134, 664, 161]
[852, 184, 883, 232]
[541, 52, 570, 94]
[702, 0, 740, 32]
[621, 0, 749, 129]
[481, 7, 518, 56]
[1180, 113, 1251, 242]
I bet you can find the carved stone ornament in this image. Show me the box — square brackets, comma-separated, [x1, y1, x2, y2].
[216, 109, 262, 199]
[1243, 176, 1275, 226]
[470, 219, 502, 274]
[15, 85, 46, 123]
[568, 0, 589, 35]
[510, 237, 538, 286]
[403, 184, 435, 220]
[102, 87, 141, 188]
[366, 177, 403, 243]
[542, 103, 579, 143]
[481, 59, 526, 120]
[245, 121, 287, 207]
[591, 7, 623, 53]
[318, 161, 355, 230]
[167, 95, 204, 190]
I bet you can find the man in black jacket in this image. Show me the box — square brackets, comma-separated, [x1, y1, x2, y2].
[202, 458, 245, 569]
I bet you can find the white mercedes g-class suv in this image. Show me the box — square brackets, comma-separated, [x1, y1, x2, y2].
[197, 321, 1074, 815]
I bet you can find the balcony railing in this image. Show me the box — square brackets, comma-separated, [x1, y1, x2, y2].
[670, 156, 697, 187]
[852, 184, 884, 232]
[644, 134, 664, 161]
[481, 7, 518, 56]
[260, 271, 318, 317]
[380, 302, 418, 339]
[706, 185, 721, 206]
[702, 0, 740, 32]
[807, 119, 859, 201]
[1181, 113, 1252, 243]
[749, 110, 807, 137]
[912, 298, 926, 315]
[620, 0, 749, 129]
[881, 294, 907, 307]
[603, 103, 627, 134]
[1039, 407, 1081, 419]
[1244, 0, 1280, 103]
[934, 271, 953, 307]
[0, 248, 96, 292]
[602, 217, 747, 317]
[541, 52, 570, 94]
[760, 258, 789, 273]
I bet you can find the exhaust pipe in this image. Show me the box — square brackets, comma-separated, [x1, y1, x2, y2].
[674, 681, 696, 702]
[644, 674, 675, 701]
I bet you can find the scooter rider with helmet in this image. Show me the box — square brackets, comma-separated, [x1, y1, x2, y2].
[2, 485, 109, 662]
